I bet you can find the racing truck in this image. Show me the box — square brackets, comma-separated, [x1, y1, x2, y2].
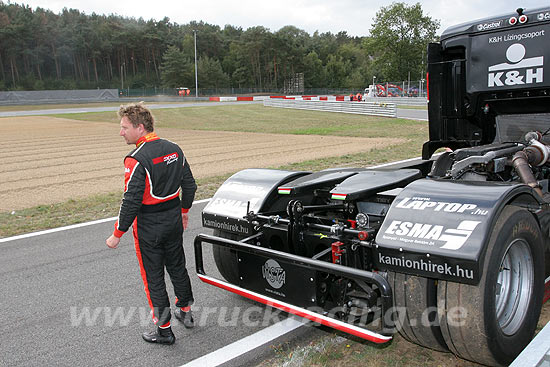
[194, 6, 550, 366]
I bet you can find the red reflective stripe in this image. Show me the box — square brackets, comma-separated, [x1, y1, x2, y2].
[175, 297, 190, 311]
[426, 72, 430, 102]
[159, 322, 171, 328]
[198, 274, 391, 344]
[124, 158, 139, 192]
[209, 97, 220, 101]
[237, 96, 253, 101]
[113, 221, 125, 238]
[133, 219, 156, 322]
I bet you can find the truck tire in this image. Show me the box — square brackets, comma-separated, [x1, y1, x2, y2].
[388, 272, 448, 352]
[212, 230, 241, 284]
[437, 206, 544, 366]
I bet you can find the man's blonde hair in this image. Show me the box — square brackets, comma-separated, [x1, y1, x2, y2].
[118, 102, 155, 132]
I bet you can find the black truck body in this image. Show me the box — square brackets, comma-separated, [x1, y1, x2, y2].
[195, 7, 550, 366]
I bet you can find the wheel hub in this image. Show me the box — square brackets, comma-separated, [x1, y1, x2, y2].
[495, 238, 534, 336]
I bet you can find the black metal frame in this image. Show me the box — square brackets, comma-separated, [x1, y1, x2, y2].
[194, 232, 395, 334]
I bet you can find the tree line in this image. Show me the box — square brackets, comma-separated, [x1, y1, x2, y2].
[0, 1, 440, 91]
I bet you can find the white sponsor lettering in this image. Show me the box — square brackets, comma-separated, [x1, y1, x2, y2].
[164, 153, 178, 165]
[220, 182, 268, 196]
[378, 253, 474, 280]
[207, 197, 261, 217]
[384, 220, 481, 250]
[477, 20, 502, 31]
[395, 197, 478, 213]
[489, 30, 546, 44]
[203, 218, 250, 234]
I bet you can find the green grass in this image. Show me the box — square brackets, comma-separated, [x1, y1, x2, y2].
[54, 104, 425, 139]
[396, 104, 427, 110]
[258, 332, 485, 367]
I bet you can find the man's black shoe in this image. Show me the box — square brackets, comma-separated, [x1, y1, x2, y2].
[175, 308, 195, 329]
[142, 327, 175, 345]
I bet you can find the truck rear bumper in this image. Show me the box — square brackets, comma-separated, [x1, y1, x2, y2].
[194, 233, 394, 344]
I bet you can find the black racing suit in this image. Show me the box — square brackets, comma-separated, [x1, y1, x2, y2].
[113, 132, 197, 328]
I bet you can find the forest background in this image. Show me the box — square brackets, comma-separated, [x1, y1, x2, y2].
[0, 1, 440, 92]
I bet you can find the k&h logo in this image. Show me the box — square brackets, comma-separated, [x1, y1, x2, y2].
[488, 43, 544, 87]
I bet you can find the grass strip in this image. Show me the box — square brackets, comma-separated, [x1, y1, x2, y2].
[257, 333, 481, 367]
[52, 104, 426, 140]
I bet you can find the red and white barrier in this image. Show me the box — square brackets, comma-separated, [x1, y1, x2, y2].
[209, 96, 269, 102]
[269, 95, 346, 101]
[209, 95, 349, 102]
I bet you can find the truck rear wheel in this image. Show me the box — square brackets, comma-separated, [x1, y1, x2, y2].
[437, 206, 544, 366]
[212, 230, 241, 284]
[388, 272, 448, 352]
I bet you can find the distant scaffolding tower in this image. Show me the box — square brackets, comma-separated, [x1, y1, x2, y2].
[284, 73, 304, 94]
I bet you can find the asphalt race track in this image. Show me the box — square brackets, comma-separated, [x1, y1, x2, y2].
[0, 200, 308, 366]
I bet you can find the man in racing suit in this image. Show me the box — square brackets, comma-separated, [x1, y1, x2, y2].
[106, 103, 197, 345]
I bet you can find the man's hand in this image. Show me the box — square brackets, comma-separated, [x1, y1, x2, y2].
[182, 212, 189, 230]
[106, 235, 120, 249]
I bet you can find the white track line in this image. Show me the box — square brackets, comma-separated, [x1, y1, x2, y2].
[0, 198, 211, 243]
[180, 318, 304, 367]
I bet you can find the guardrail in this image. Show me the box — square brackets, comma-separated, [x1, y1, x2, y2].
[263, 98, 396, 117]
[365, 96, 427, 106]
[510, 321, 550, 367]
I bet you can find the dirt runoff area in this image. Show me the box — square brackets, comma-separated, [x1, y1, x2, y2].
[0, 116, 404, 212]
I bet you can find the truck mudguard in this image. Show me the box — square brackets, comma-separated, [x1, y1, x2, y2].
[202, 169, 308, 236]
[374, 178, 540, 285]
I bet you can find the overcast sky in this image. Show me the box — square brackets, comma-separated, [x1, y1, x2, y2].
[14, 0, 547, 37]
